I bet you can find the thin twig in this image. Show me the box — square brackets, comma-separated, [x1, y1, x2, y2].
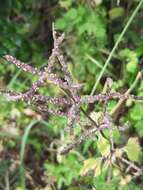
[110, 72, 142, 119]
[58, 125, 109, 155]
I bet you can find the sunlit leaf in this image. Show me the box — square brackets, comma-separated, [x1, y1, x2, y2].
[124, 137, 141, 162]
[93, 0, 102, 5]
[97, 134, 110, 156]
[90, 111, 103, 125]
[94, 158, 102, 177]
[80, 157, 102, 177]
[59, 0, 73, 8]
[120, 175, 132, 187]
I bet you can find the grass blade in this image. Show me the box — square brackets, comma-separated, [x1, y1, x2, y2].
[20, 120, 38, 189]
[91, 0, 143, 95]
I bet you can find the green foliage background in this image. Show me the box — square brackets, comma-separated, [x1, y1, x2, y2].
[0, 0, 143, 189]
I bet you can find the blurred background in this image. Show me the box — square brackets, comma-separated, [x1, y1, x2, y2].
[0, 0, 143, 189]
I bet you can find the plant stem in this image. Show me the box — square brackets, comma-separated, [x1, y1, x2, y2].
[110, 72, 142, 119]
[20, 120, 39, 190]
[90, 0, 143, 95]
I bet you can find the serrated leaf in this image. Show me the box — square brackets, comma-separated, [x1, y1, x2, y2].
[97, 134, 110, 156]
[125, 137, 141, 162]
[80, 158, 102, 177]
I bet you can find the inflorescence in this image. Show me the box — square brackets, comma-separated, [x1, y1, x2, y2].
[1, 29, 143, 155]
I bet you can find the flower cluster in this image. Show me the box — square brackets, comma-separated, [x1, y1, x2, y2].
[1, 30, 143, 155]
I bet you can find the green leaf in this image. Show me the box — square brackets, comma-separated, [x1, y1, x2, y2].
[94, 158, 102, 177]
[80, 158, 102, 177]
[94, 0, 102, 5]
[83, 139, 94, 154]
[109, 7, 124, 20]
[16, 188, 23, 190]
[59, 0, 73, 8]
[119, 49, 138, 74]
[0, 0, 12, 18]
[55, 18, 67, 30]
[65, 8, 78, 20]
[126, 52, 138, 73]
[97, 134, 110, 156]
[130, 104, 143, 121]
[134, 120, 143, 137]
[124, 137, 141, 162]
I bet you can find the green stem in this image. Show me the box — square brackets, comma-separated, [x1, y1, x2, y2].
[90, 0, 143, 95]
[20, 120, 50, 189]
[20, 120, 38, 190]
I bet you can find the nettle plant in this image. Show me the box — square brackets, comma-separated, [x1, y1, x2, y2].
[1, 28, 143, 186]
